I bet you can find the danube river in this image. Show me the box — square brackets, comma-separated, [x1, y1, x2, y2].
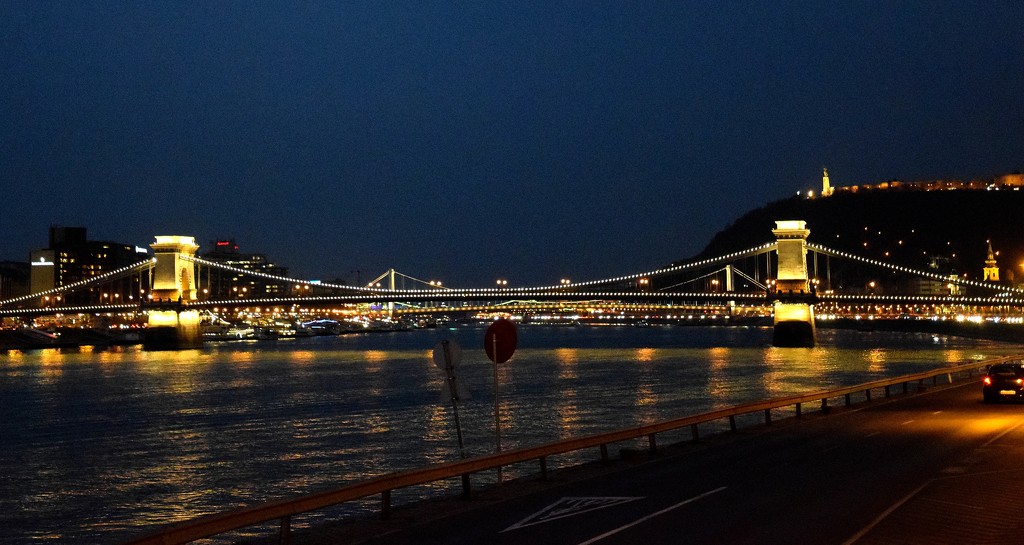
[1, 324, 1018, 544]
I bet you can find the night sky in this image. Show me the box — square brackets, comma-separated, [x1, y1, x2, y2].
[2, 2, 1022, 287]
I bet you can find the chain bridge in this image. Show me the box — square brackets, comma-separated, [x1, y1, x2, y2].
[3, 221, 1023, 349]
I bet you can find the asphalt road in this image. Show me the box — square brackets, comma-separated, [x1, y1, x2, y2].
[305, 380, 1024, 545]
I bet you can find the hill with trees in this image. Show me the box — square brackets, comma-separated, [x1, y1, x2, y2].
[681, 189, 1024, 292]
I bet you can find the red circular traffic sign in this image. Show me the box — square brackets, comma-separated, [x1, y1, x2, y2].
[484, 319, 517, 363]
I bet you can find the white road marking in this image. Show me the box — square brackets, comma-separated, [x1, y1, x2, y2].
[575, 487, 727, 545]
[982, 417, 1024, 447]
[503, 497, 643, 532]
[841, 482, 930, 545]
[901, 420, 914, 425]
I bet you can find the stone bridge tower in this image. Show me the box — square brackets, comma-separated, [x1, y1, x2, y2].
[144, 236, 202, 349]
[772, 221, 815, 347]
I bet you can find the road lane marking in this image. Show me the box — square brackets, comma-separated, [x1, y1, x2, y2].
[982, 417, 1024, 447]
[865, 431, 881, 438]
[842, 482, 929, 545]
[503, 497, 643, 532]
[901, 420, 914, 425]
[575, 487, 727, 545]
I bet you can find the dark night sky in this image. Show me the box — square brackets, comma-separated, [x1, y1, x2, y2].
[2, 2, 1022, 287]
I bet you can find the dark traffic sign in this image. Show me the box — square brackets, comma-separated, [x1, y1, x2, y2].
[484, 319, 517, 363]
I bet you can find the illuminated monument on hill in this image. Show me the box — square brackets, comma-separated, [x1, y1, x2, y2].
[821, 167, 834, 197]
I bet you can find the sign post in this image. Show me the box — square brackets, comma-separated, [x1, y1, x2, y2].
[484, 318, 517, 483]
[432, 340, 466, 459]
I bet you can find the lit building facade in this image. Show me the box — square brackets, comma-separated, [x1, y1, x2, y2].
[29, 226, 150, 304]
[198, 240, 290, 300]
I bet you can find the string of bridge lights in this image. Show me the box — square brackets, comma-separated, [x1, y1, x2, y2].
[546, 243, 778, 292]
[187, 243, 778, 296]
[818, 293, 1024, 306]
[0, 259, 154, 308]
[10, 239, 1023, 314]
[185, 255, 381, 293]
[0, 303, 139, 317]
[807, 243, 1024, 295]
[192, 292, 770, 309]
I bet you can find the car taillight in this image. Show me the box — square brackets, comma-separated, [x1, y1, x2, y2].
[1016, 379, 1023, 385]
[984, 377, 992, 385]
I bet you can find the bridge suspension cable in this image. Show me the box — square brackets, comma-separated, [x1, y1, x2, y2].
[185, 256, 380, 293]
[549, 242, 777, 291]
[0, 259, 155, 308]
[731, 267, 767, 291]
[657, 266, 729, 291]
[807, 243, 1024, 295]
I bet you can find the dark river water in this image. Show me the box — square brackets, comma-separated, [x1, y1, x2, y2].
[1, 324, 1017, 544]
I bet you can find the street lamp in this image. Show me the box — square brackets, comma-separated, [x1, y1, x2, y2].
[496, 279, 508, 287]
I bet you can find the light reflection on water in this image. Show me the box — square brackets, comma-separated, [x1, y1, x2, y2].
[0, 325, 1018, 544]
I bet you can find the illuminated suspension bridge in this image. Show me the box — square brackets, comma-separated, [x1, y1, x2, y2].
[2, 221, 1024, 347]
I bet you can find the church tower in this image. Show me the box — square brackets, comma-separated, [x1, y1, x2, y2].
[821, 167, 834, 197]
[983, 241, 1000, 282]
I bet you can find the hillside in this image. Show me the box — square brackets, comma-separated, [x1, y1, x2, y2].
[690, 189, 1024, 284]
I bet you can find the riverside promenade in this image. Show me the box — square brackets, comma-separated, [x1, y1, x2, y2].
[280, 371, 1024, 545]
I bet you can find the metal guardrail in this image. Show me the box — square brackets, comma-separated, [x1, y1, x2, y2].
[123, 355, 1018, 545]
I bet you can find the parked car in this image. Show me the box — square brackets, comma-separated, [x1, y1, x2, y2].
[982, 362, 1024, 402]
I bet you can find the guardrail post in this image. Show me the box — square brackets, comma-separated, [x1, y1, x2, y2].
[381, 490, 392, 520]
[729, 415, 737, 431]
[690, 423, 699, 442]
[648, 433, 657, 453]
[865, 389, 872, 402]
[884, 385, 891, 398]
[600, 444, 609, 463]
[821, 398, 829, 413]
[795, 402, 802, 418]
[539, 457, 548, 481]
[279, 515, 291, 545]
[764, 409, 772, 425]
[844, 393, 851, 406]
[461, 474, 471, 499]
[903, 382, 909, 394]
